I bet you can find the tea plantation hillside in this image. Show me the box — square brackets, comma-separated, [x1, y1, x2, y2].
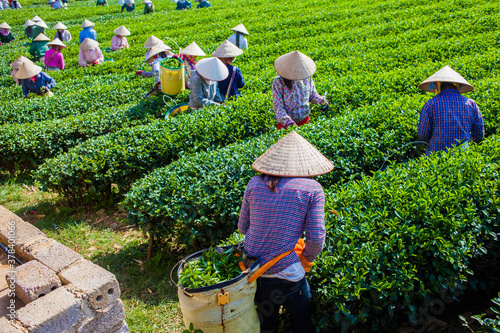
[1, 0, 499, 331]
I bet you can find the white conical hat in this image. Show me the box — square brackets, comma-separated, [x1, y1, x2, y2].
[33, 33, 50, 42]
[113, 25, 131, 36]
[231, 23, 248, 35]
[24, 19, 35, 27]
[10, 56, 33, 69]
[196, 57, 229, 81]
[211, 40, 243, 58]
[48, 38, 66, 48]
[180, 41, 206, 56]
[16, 62, 42, 80]
[79, 38, 99, 50]
[274, 51, 316, 80]
[0, 22, 12, 30]
[252, 131, 334, 177]
[418, 65, 474, 94]
[53, 22, 67, 30]
[143, 0, 152, 3]
[144, 35, 163, 48]
[32, 16, 43, 22]
[145, 44, 171, 63]
[81, 19, 95, 29]
[35, 20, 49, 29]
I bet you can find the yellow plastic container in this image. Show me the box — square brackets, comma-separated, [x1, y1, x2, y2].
[160, 58, 185, 96]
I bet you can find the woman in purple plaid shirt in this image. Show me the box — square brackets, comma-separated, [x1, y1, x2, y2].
[238, 131, 334, 333]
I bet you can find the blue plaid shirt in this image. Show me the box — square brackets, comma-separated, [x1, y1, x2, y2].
[418, 89, 484, 155]
[238, 176, 326, 274]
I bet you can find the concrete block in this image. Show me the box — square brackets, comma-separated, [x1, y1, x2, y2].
[15, 286, 85, 333]
[0, 206, 46, 261]
[77, 300, 126, 333]
[21, 238, 83, 274]
[59, 260, 120, 312]
[0, 317, 28, 332]
[7, 260, 62, 305]
[110, 321, 129, 333]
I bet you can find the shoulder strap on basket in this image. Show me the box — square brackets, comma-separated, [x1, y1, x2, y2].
[248, 250, 292, 283]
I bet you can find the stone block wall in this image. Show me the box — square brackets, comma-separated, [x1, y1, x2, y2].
[0, 205, 129, 333]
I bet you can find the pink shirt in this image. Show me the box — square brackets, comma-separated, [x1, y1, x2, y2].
[44, 49, 65, 70]
[78, 48, 104, 67]
[111, 35, 129, 51]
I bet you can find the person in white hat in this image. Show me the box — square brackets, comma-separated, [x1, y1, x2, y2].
[180, 41, 206, 88]
[188, 57, 228, 109]
[212, 40, 244, 100]
[121, 0, 135, 12]
[53, 22, 72, 42]
[10, 56, 32, 85]
[238, 131, 333, 333]
[29, 34, 50, 61]
[227, 23, 248, 50]
[17, 62, 56, 98]
[44, 38, 66, 71]
[417, 65, 484, 155]
[0, 22, 15, 44]
[196, 0, 211, 8]
[79, 19, 97, 43]
[11, 0, 21, 8]
[24, 20, 36, 39]
[96, 0, 107, 5]
[140, 44, 174, 96]
[111, 26, 130, 51]
[78, 38, 104, 67]
[53, 0, 63, 9]
[143, 0, 154, 13]
[141, 35, 164, 65]
[176, 0, 192, 10]
[31, 21, 48, 42]
[135, 36, 170, 77]
[272, 50, 328, 130]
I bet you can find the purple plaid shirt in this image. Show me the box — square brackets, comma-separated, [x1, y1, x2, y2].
[418, 89, 484, 155]
[238, 176, 326, 274]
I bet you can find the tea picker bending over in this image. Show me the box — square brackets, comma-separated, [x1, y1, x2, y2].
[227, 23, 248, 50]
[143, 44, 173, 96]
[29, 34, 50, 61]
[79, 19, 97, 43]
[121, 0, 135, 12]
[188, 57, 228, 110]
[44, 38, 66, 71]
[79, 38, 104, 67]
[111, 25, 130, 51]
[179, 41, 206, 88]
[212, 40, 245, 100]
[53, 22, 72, 42]
[143, 0, 154, 13]
[17, 62, 56, 98]
[11, 56, 32, 85]
[0, 22, 15, 44]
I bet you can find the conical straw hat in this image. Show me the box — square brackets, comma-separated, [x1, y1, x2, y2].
[32, 16, 42, 22]
[212, 40, 243, 58]
[196, 57, 229, 81]
[180, 41, 206, 56]
[114, 26, 131, 36]
[79, 38, 99, 50]
[33, 33, 50, 42]
[418, 65, 474, 94]
[253, 131, 334, 177]
[48, 38, 66, 48]
[81, 19, 95, 29]
[35, 20, 49, 29]
[144, 35, 163, 48]
[16, 62, 42, 80]
[53, 22, 67, 30]
[10, 56, 33, 69]
[24, 19, 35, 27]
[274, 51, 316, 80]
[143, 0, 152, 3]
[145, 44, 171, 63]
[0, 22, 12, 30]
[231, 23, 248, 35]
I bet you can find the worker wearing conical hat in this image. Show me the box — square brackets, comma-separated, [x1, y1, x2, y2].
[24, 19, 36, 39]
[29, 34, 50, 61]
[227, 23, 248, 50]
[44, 38, 66, 71]
[212, 40, 244, 100]
[417, 65, 484, 155]
[196, 0, 211, 8]
[31, 20, 48, 42]
[239, 131, 333, 332]
[0, 22, 15, 44]
[16, 61, 56, 98]
[10, 56, 33, 85]
[111, 25, 130, 51]
[96, 0, 108, 6]
[142, 35, 164, 64]
[188, 57, 228, 110]
[176, 0, 192, 10]
[180, 41, 206, 88]
[121, 0, 135, 12]
[53, 22, 72, 42]
[143, 0, 154, 13]
[78, 38, 104, 67]
[272, 51, 329, 130]
[136, 43, 173, 79]
[79, 19, 97, 43]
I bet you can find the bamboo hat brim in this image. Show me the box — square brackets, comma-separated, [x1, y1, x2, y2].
[80, 38, 99, 50]
[10, 56, 32, 69]
[24, 19, 35, 27]
[35, 21, 49, 29]
[274, 51, 317, 81]
[143, 0, 152, 3]
[212, 40, 243, 58]
[114, 25, 131, 36]
[32, 16, 43, 22]
[418, 65, 474, 94]
[0, 22, 12, 30]
[180, 41, 206, 56]
[33, 33, 50, 42]
[196, 57, 229, 81]
[81, 19, 95, 29]
[144, 35, 163, 48]
[53, 22, 67, 30]
[231, 23, 248, 35]
[253, 131, 334, 177]
[48, 38, 66, 48]
[146, 44, 171, 63]
[16, 62, 42, 80]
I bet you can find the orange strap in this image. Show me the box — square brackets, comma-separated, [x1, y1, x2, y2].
[247, 250, 293, 283]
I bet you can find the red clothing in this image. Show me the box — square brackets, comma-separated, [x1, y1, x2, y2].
[276, 116, 309, 130]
